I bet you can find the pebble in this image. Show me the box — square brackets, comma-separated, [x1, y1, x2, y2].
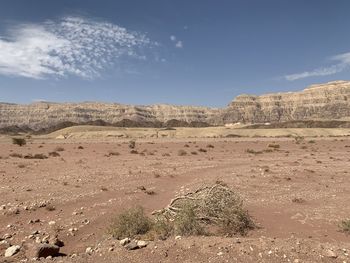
[5, 245, 20, 257]
[86, 247, 93, 254]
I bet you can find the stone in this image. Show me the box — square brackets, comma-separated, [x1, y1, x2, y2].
[324, 249, 337, 258]
[120, 238, 130, 246]
[35, 244, 60, 258]
[85, 247, 93, 254]
[137, 240, 149, 248]
[5, 245, 20, 257]
[124, 240, 139, 250]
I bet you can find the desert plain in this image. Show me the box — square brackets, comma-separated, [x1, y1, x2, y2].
[1, 126, 350, 262]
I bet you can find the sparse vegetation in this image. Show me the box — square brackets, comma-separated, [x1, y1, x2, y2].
[268, 143, 280, 149]
[129, 140, 136, 149]
[108, 151, 120, 156]
[246, 149, 263, 155]
[339, 219, 350, 234]
[9, 153, 23, 158]
[45, 204, 56, 211]
[54, 146, 65, 152]
[178, 149, 187, 156]
[173, 203, 205, 236]
[49, 151, 60, 157]
[109, 206, 152, 239]
[12, 138, 26, 146]
[24, 153, 48, 159]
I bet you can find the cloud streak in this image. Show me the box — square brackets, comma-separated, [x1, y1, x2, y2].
[0, 16, 153, 79]
[285, 52, 350, 81]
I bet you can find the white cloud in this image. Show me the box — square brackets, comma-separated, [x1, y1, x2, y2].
[175, 40, 183, 48]
[170, 35, 176, 41]
[0, 16, 153, 79]
[284, 52, 350, 81]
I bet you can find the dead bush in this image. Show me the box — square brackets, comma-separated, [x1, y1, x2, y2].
[340, 219, 350, 234]
[49, 151, 60, 157]
[12, 138, 26, 146]
[153, 182, 254, 236]
[129, 140, 136, 149]
[177, 149, 187, 156]
[9, 153, 23, 158]
[24, 153, 48, 159]
[54, 146, 65, 152]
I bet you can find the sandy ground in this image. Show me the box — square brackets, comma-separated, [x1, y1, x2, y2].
[47, 125, 350, 140]
[1, 134, 350, 262]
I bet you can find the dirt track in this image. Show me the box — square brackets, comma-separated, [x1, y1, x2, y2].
[1, 136, 350, 262]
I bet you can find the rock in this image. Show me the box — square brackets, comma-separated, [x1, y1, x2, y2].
[85, 247, 93, 254]
[124, 240, 139, 250]
[120, 238, 130, 246]
[137, 240, 149, 248]
[48, 221, 56, 225]
[50, 237, 64, 247]
[3, 233, 12, 239]
[5, 245, 20, 257]
[324, 249, 337, 258]
[35, 244, 60, 258]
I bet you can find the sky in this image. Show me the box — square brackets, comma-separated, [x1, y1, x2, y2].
[1, 0, 350, 107]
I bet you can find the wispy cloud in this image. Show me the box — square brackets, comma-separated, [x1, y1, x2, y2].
[170, 35, 183, 49]
[0, 16, 154, 79]
[284, 52, 350, 81]
[175, 41, 183, 48]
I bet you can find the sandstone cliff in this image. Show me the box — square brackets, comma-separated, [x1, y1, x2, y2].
[222, 80, 350, 123]
[0, 80, 349, 130]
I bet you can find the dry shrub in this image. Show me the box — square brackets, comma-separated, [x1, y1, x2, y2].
[173, 203, 205, 236]
[268, 143, 280, 149]
[340, 220, 350, 234]
[12, 138, 26, 146]
[129, 140, 136, 149]
[54, 146, 65, 152]
[153, 182, 254, 236]
[246, 149, 263, 155]
[49, 151, 60, 157]
[24, 153, 48, 159]
[178, 149, 187, 156]
[9, 153, 23, 158]
[109, 183, 254, 241]
[108, 151, 120, 156]
[109, 206, 152, 239]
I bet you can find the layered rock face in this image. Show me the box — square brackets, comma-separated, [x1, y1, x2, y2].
[222, 80, 350, 123]
[0, 80, 349, 130]
[0, 102, 220, 130]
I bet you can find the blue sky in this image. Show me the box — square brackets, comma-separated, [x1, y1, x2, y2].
[1, 0, 350, 107]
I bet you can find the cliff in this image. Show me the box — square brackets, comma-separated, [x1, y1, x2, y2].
[0, 80, 349, 130]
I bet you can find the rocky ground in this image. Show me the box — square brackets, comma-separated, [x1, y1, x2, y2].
[0, 136, 350, 262]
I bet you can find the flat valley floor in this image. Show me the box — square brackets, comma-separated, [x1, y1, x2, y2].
[1, 136, 350, 262]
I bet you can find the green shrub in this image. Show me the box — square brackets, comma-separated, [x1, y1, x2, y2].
[109, 206, 152, 239]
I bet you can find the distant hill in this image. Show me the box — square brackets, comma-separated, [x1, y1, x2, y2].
[1, 80, 349, 133]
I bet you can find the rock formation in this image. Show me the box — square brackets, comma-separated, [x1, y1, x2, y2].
[0, 80, 349, 131]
